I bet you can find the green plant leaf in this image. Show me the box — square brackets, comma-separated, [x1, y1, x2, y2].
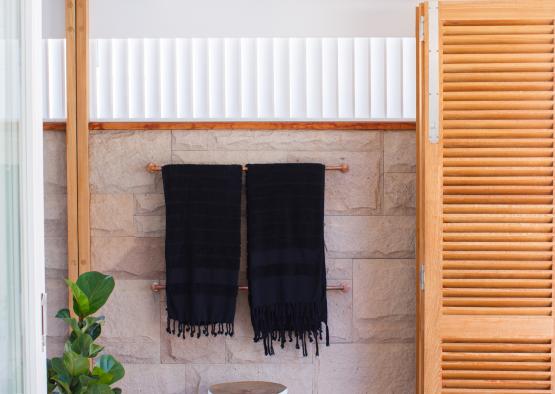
[66, 279, 90, 317]
[71, 333, 94, 356]
[87, 322, 102, 341]
[51, 357, 68, 375]
[55, 308, 71, 319]
[92, 355, 124, 385]
[112, 388, 122, 394]
[63, 351, 90, 377]
[89, 342, 104, 358]
[51, 375, 72, 394]
[75, 272, 115, 316]
[63, 317, 82, 337]
[85, 383, 114, 394]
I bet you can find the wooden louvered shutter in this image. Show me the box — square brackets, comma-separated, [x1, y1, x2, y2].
[418, 1, 555, 393]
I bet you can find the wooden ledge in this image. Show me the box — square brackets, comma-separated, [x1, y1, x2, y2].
[44, 121, 416, 132]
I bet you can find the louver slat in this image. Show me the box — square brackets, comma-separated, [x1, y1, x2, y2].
[418, 5, 555, 392]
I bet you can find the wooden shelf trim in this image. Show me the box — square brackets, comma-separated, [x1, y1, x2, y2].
[43, 120, 416, 131]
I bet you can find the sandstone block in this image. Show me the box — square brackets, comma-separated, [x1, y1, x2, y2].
[172, 150, 287, 165]
[171, 131, 217, 150]
[91, 194, 135, 236]
[91, 236, 164, 279]
[101, 280, 161, 363]
[135, 193, 165, 216]
[90, 131, 171, 193]
[384, 173, 416, 216]
[172, 130, 381, 153]
[160, 310, 226, 364]
[316, 343, 415, 394]
[117, 363, 186, 394]
[46, 278, 69, 337]
[225, 336, 312, 364]
[286, 151, 381, 215]
[384, 131, 416, 172]
[43, 131, 67, 195]
[46, 336, 66, 359]
[325, 216, 416, 259]
[44, 193, 67, 238]
[326, 280, 353, 343]
[354, 259, 415, 319]
[325, 259, 352, 280]
[45, 237, 67, 272]
[134, 215, 165, 237]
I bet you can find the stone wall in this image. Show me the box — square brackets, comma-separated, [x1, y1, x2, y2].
[45, 129, 416, 394]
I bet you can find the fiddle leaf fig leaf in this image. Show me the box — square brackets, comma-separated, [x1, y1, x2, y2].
[63, 351, 89, 377]
[85, 383, 114, 394]
[66, 279, 90, 317]
[55, 308, 71, 319]
[71, 333, 94, 356]
[87, 322, 102, 341]
[92, 355, 124, 385]
[89, 342, 104, 358]
[76, 272, 115, 316]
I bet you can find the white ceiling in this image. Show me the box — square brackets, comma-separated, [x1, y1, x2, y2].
[43, 0, 420, 38]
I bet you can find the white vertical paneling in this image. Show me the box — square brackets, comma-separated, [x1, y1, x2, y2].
[192, 38, 208, 118]
[256, 38, 273, 118]
[96, 39, 113, 119]
[43, 37, 416, 121]
[240, 38, 256, 118]
[273, 38, 289, 118]
[111, 39, 128, 119]
[289, 38, 306, 118]
[337, 38, 354, 118]
[370, 37, 386, 119]
[47, 39, 66, 119]
[208, 38, 224, 118]
[386, 38, 402, 119]
[354, 38, 370, 118]
[42, 40, 49, 119]
[322, 38, 338, 118]
[89, 40, 97, 119]
[160, 38, 177, 118]
[306, 38, 322, 119]
[144, 39, 161, 118]
[402, 37, 416, 119]
[127, 38, 144, 118]
[176, 38, 192, 118]
[224, 38, 240, 118]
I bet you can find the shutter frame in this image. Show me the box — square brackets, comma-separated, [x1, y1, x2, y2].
[419, 1, 555, 393]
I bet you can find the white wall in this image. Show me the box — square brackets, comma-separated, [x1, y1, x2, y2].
[43, 0, 419, 38]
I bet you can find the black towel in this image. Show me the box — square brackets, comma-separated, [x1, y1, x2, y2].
[162, 164, 242, 338]
[246, 163, 329, 357]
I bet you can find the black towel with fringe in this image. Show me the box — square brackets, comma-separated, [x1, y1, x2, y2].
[162, 164, 242, 338]
[246, 163, 329, 357]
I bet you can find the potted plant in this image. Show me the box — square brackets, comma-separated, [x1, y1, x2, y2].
[47, 271, 125, 393]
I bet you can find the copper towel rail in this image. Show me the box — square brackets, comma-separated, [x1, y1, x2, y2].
[151, 282, 347, 293]
[146, 162, 349, 174]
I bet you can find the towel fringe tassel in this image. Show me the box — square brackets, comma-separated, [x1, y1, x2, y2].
[251, 302, 329, 357]
[166, 315, 234, 339]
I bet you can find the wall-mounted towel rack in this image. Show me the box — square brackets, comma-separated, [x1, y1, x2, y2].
[146, 162, 349, 174]
[150, 281, 347, 293]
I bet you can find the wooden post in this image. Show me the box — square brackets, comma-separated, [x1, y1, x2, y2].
[65, 0, 79, 296]
[65, 0, 90, 305]
[76, 0, 90, 275]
